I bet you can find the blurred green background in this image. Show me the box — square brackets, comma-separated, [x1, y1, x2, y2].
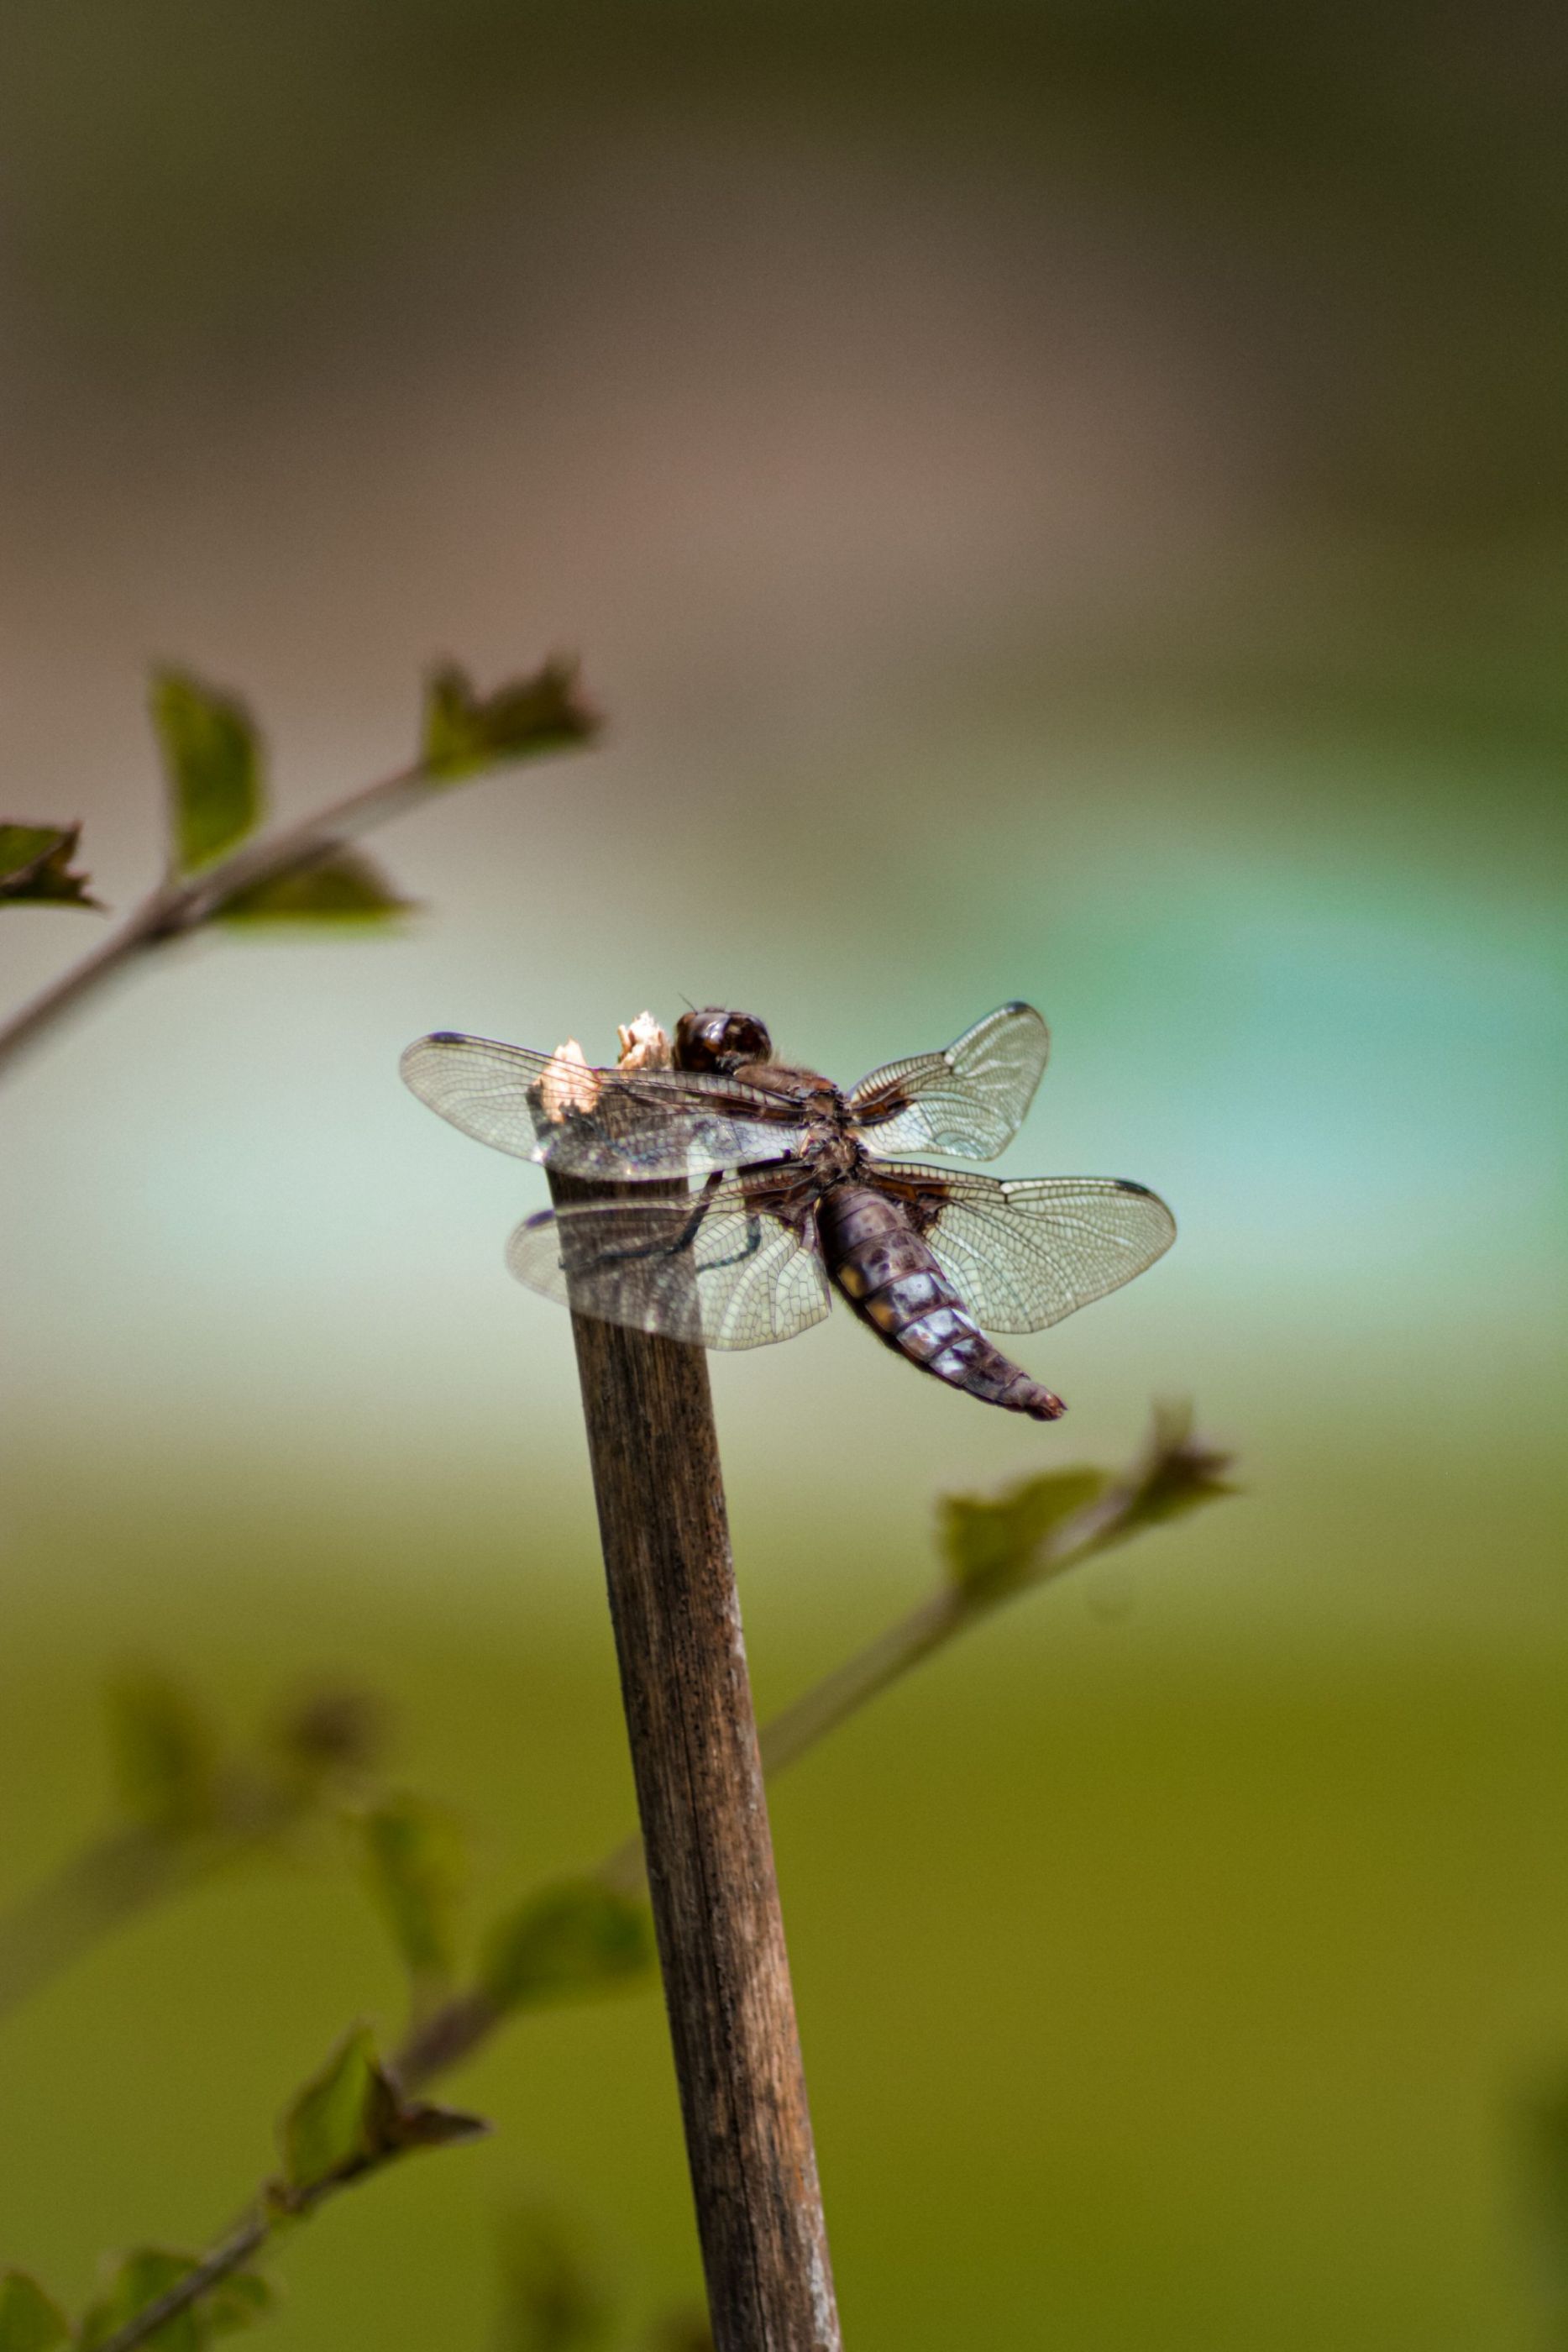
[2, 4, 1565, 2344]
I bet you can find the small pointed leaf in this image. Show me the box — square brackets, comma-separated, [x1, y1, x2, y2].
[359, 1791, 466, 1988]
[479, 1878, 655, 2014]
[421, 659, 597, 783]
[79, 2250, 202, 2352]
[1102, 1403, 1238, 1545]
[218, 847, 412, 924]
[939, 1467, 1110, 1604]
[151, 670, 264, 872]
[349, 2050, 486, 2160]
[0, 823, 100, 910]
[107, 1671, 221, 1835]
[276, 2025, 485, 2206]
[385, 2097, 489, 2154]
[0, 2273, 69, 2352]
[277, 2025, 380, 2194]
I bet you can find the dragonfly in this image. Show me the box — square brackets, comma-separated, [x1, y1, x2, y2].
[400, 1001, 1175, 1420]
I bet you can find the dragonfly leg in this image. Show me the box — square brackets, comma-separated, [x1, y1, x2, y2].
[586, 1170, 732, 1271]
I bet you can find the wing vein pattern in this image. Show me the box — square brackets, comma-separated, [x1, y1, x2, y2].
[848, 1001, 1050, 1161]
[401, 1032, 806, 1179]
[880, 1164, 1176, 1331]
[506, 1179, 831, 1349]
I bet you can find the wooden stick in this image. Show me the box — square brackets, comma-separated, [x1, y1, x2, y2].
[546, 1026, 841, 2352]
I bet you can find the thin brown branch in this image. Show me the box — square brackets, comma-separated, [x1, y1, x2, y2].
[93, 1519, 1079, 2346]
[0, 754, 441, 1076]
[84, 1414, 1230, 2351]
[0, 1825, 197, 2020]
[393, 1987, 501, 2089]
[0, 895, 176, 1078]
[0, 697, 590, 1080]
[0, 1739, 365, 2022]
[88, 2213, 270, 2352]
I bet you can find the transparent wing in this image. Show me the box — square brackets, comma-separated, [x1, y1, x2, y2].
[878, 1163, 1176, 1332]
[400, 1032, 808, 1179]
[847, 1002, 1051, 1161]
[505, 1179, 832, 1350]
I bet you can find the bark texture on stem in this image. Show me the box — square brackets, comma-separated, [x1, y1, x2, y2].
[559, 1235, 841, 2352]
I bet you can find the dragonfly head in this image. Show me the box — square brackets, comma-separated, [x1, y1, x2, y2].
[674, 1006, 774, 1074]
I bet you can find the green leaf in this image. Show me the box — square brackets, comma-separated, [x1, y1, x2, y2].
[276, 2025, 485, 2207]
[202, 2271, 275, 2339]
[1104, 1402, 1238, 1544]
[0, 822, 100, 910]
[479, 1878, 656, 2014]
[217, 846, 412, 924]
[939, 1467, 1111, 1604]
[421, 658, 597, 783]
[106, 1671, 221, 1835]
[277, 2025, 380, 2195]
[79, 2250, 203, 2352]
[359, 1791, 466, 1987]
[76, 2254, 271, 2351]
[495, 2204, 616, 2352]
[151, 670, 264, 872]
[0, 2272, 69, 2352]
[937, 1410, 1236, 1605]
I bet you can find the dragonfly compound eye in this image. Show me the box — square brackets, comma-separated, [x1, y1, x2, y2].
[674, 1008, 774, 1072]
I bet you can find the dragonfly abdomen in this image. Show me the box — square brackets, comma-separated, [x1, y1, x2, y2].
[816, 1184, 1064, 1421]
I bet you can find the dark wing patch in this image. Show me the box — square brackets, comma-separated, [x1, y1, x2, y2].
[400, 1031, 808, 1179]
[847, 1002, 1050, 1162]
[505, 1178, 831, 1350]
[877, 1163, 1176, 1331]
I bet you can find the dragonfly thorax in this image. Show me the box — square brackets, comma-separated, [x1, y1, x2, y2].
[800, 1110, 862, 1187]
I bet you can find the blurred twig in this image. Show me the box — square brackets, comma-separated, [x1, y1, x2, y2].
[87, 2218, 271, 2352]
[397, 1404, 1233, 2082]
[0, 656, 596, 1079]
[55, 1405, 1235, 2351]
[88, 2028, 485, 2352]
[593, 1400, 1235, 1900]
[0, 1682, 384, 2022]
[0, 1821, 268, 2021]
